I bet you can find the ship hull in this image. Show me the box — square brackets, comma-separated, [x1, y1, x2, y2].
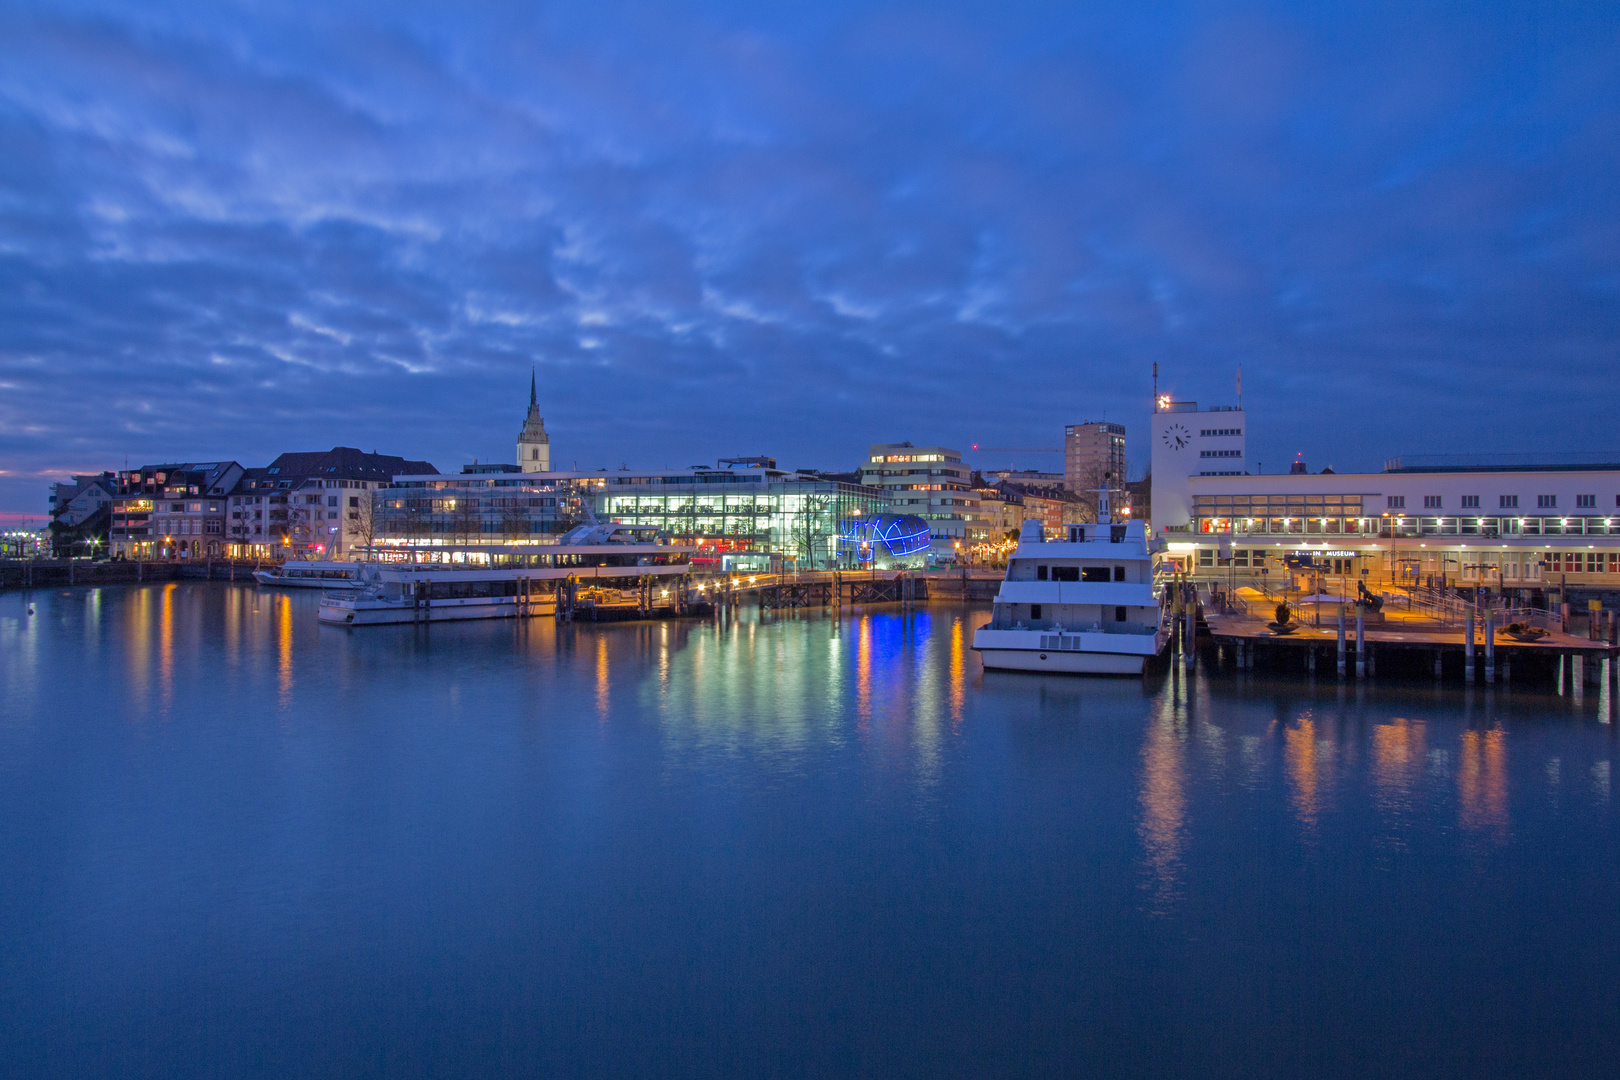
[318, 596, 557, 625]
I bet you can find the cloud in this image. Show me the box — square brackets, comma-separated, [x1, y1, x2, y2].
[0, 0, 1617, 512]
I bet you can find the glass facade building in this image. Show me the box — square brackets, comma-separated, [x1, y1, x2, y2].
[598, 473, 890, 571]
[371, 468, 892, 571]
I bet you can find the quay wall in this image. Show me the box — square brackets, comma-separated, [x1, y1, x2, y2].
[0, 559, 264, 590]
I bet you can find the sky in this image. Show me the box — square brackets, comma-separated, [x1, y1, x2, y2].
[2, 0, 1618, 521]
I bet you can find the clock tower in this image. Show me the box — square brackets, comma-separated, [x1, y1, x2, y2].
[1150, 394, 1246, 532]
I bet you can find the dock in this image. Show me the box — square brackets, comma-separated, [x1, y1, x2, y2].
[1200, 590, 1618, 690]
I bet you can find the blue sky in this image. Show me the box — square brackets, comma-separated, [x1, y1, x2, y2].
[2, 0, 1617, 519]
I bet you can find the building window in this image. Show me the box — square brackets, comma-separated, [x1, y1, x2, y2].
[1576, 494, 1595, 508]
[349, 497, 360, 508]
[1460, 495, 1479, 508]
[1199, 428, 1242, 437]
[1387, 496, 1405, 509]
[1200, 450, 1243, 458]
[1538, 494, 1556, 508]
[1423, 495, 1442, 509]
[1499, 495, 1518, 509]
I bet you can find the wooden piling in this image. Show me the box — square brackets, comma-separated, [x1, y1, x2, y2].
[1355, 610, 1365, 679]
[1465, 608, 1476, 681]
[1484, 610, 1495, 683]
[1337, 608, 1346, 678]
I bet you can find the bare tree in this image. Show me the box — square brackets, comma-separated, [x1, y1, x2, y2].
[345, 489, 382, 560]
[450, 494, 480, 548]
[500, 497, 530, 543]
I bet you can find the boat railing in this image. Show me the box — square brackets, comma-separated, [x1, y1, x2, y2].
[985, 616, 1158, 635]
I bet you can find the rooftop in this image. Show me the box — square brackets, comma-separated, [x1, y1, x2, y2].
[1383, 453, 1620, 474]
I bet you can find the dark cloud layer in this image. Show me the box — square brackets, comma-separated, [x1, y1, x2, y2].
[2, 0, 1617, 516]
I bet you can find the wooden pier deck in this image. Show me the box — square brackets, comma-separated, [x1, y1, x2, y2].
[1202, 604, 1617, 685]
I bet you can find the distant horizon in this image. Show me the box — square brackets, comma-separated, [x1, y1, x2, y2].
[4, 1, 1617, 518]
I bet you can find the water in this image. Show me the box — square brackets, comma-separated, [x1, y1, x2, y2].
[1, 583, 1616, 1079]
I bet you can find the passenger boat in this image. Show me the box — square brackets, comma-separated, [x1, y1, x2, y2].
[972, 505, 1170, 675]
[317, 523, 693, 626]
[252, 560, 366, 589]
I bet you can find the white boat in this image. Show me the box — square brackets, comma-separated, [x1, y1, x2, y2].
[253, 561, 366, 589]
[318, 523, 694, 626]
[972, 510, 1170, 675]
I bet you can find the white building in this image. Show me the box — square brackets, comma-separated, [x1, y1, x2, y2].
[858, 442, 978, 561]
[1150, 390, 1620, 599]
[1149, 398, 1247, 529]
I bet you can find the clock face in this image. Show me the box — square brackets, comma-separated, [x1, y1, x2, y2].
[1162, 423, 1190, 451]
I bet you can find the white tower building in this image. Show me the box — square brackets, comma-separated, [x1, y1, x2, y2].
[1149, 396, 1246, 531]
[517, 372, 551, 472]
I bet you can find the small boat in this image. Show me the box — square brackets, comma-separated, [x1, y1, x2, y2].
[318, 523, 694, 626]
[253, 561, 367, 589]
[972, 499, 1170, 675]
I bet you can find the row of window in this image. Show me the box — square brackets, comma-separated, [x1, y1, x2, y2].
[1195, 516, 1620, 537]
[1547, 552, 1620, 573]
[1200, 428, 1242, 437]
[1200, 450, 1243, 458]
[1390, 494, 1610, 509]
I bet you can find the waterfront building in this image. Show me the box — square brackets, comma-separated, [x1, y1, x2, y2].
[595, 462, 890, 571]
[1149, 389, 1620, 601]
[373, 460, 890, 572]
[1149, 398, 1247, 530]
[111, 462, 245, 559]
[517, 372, 552, 473]
[1064, 421, 1128, 504]
[858, 443, 977, 561]
[230, 447, 437, 560]
[974, 485, 1021, 537]
[993, 479, 1087, 539]
[1, 529, 47, 558]
[372, 469, 587, 556]
[47, 472, 115, 557]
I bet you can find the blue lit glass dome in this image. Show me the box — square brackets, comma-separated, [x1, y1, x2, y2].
[838, 514, 930, 559]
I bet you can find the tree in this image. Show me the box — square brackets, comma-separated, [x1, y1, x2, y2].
[345, 490, 382, 560]
[500, 497, 530, 543]
[450, 494, 480, 548]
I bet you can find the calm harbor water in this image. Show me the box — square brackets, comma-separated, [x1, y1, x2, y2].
[1, 582, 1616, 1079]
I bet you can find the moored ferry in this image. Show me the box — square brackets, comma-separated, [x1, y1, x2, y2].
[253, 561, 367, 589]
[317, 523, 693, 626]
[972, 513, 1170, 675]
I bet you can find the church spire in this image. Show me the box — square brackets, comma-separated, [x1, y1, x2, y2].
[518, 368, 550, 472]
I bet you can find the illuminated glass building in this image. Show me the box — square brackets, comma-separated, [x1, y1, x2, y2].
[597, 462, 890, 572]
[374, 461, 890, 572]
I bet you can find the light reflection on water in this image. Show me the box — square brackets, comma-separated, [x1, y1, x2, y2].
[0, 583, 1616, 1078]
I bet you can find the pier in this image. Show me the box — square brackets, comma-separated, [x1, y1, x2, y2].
[1199, 588, 1619, 692]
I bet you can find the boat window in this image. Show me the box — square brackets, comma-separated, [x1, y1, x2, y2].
[1036, 565, 1048, 581]
[1115, 606, 1127, 622]
[1113, 566, 1126, 581]
[1030, 604, 1043, 620]
[1081, 567, 1110, 583]
[1051, 567, 1079, 582]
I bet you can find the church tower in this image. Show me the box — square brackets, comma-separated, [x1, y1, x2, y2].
[517, 371, 551, 472]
